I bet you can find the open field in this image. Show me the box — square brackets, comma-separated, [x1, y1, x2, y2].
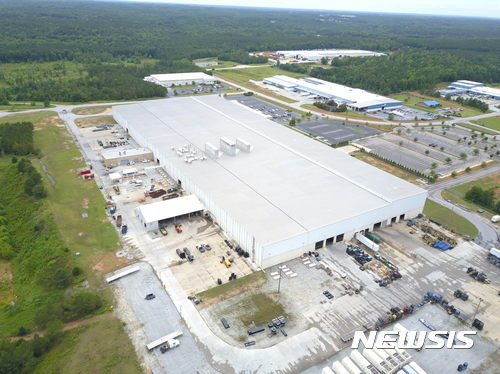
[422, 199, 478, 237]
[394, 93, 487, 118]
[0, 111, 55, 125]
[215, 66, 305, 84]
[72, 105, 114, 115]
[32, 314, 141, 374]
[33, 114, 124, 288]
[472, 116, 500, 132]
[442, 171, 500, 220]
[74, 115, 117, 128]
[300, 104, 385, 122]
[350, 150, 420, 184]
[456, 122, 498, 135]
[193, 57, 272, 70]
[0, 103, 55, 111]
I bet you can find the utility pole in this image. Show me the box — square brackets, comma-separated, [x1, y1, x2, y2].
[471, 298, 483, 327]
[277, 266, 283, 294]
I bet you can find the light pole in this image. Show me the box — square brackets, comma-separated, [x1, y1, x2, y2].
[277, 266, 283, 294]
[471, 298, 483, 327]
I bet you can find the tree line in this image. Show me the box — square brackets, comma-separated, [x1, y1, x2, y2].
[465, 186, 500, 213]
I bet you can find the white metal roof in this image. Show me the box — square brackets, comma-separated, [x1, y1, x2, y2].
[101, 148, 151, 159]
[114, 97, 425, 245]
[266, 75, 401, 107]
[148, 72, 214, 82]
[109, 172, 121, 180]
[137, 195, 204, 223]
[122, 168, 138, 175]
[277, 50, 386, 57]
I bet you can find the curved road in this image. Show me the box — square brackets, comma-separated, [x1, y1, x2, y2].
[424, 164, 500, 249]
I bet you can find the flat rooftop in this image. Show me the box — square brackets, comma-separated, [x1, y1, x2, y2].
[148, 72, 214, 82]
[265, 75, 401, 107]
[114, 96, 425, 246]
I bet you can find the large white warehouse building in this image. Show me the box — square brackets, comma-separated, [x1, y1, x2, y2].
[113, 96, 426, 268]
[144, 72, 216, 87]
[264, 75, 402, 112]
[277, 50, 386, 60]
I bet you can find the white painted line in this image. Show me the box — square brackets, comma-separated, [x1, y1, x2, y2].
[272, 275, 281, 280]
[289, 274, 298, 278]
[270, 272, 278, 276]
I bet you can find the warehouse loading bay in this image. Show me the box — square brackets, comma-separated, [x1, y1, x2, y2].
[85, 122, 500, 373]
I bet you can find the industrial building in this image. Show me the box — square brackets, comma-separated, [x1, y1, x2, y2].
[263, 75, 402, 112]
[194, 61, 218, 67]
[113, 96, 426, 269]
[276, 49, 386, 61]
[442, 80, 500, 100]
[144, 72, 216, 87]
[100, 148, 154, 167]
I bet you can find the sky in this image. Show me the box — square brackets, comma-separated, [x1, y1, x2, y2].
[119, 0, 500, 19]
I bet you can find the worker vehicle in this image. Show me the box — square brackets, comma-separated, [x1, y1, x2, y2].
[466, 267, 491, 283]
[159, 339, 180, 353]
[175, 225, 182, 233]
[121, 224, 128, 234]
[113, 185, 120, 195]
[488, 247, 500, 267]
[224, 259, 232, 268]
[116, 215, 122, 228]
[492, 215, 500, 223]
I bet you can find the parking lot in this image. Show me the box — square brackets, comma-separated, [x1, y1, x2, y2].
[298, 121, 379, 144]
[167, 83, 231, 98]
[226, 95, 300, 122]
[366, 106, 439, 121]
[227, 96, 380, 143]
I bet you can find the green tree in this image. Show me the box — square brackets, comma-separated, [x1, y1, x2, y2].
[413, 137, 418, 142]
[388, 113, 394, 121]
[460, 152, 467, 159]
[45, 319, 64, 342]
[53, 268, 71, 289]
[451, 171, 458, 177]
[425, 150, 429, 154]
[473, 148, 480, 155]
[440, 146, 445, 151]
[431, 162, 438, 169]
[445, 157, 452, 163]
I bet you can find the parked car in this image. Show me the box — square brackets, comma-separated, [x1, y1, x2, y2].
[183, 247, 191, 256]
[196, 244, 205, 253]
[202, 243, 211, 251]
[176, 248, 185, 259]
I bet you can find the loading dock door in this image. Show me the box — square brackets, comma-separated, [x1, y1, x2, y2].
[325, 237, 334, 245]
[315, 240, 324, 249]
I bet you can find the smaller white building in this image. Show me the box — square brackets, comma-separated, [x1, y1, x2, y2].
[135, 195, 205, 231]
[144, 72, 216, 87]
[276, 49, 386, 61]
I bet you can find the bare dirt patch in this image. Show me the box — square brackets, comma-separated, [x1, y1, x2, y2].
[72, 105, 113, 115]
[81, 198, 89, 209]
[91, 251, 136, 276]
[0, 260, 13, 281]
[74, 115, 117, 128]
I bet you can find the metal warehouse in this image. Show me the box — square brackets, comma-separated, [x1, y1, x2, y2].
[143, 72, 216, 87]
[276, 50, 386, 60]
[113, 96, 426, 268]
[442, 80, 500, 99]
[263, 75, 402, 112]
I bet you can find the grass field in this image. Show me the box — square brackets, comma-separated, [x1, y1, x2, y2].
[394, 93, 487, 118]
[32, 114, 123, 289]
[300, 104, 386, 122]
[0, 103, 56, 111]
[422, 199, 478, 237]
[215, 66, 305, 84]
[193, 57, 272, 70]
[351, 151, 420, 184]
[238, 293, 286, 327]
[32, 314, 141, 374]
[471, 116, 500, 132]
[198, 271, 267, 306]
[455, 122, 498, 135]
[74, 115, 117, 128]
[0, 111, 54, 125]
[441, 172, 500, 220]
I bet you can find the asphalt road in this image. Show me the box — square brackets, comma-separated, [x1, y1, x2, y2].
[424, 164, 500, 248]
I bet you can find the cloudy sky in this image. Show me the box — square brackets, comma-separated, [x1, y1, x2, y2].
[118, 0, 500, 18]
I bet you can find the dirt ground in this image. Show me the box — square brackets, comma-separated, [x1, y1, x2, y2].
[72, 106, 113, 115]
[91, 251, 136, 276]
[74, 115, 117, 128]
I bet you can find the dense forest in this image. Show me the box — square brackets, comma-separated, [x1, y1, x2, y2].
[1, 0, 500, 102]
